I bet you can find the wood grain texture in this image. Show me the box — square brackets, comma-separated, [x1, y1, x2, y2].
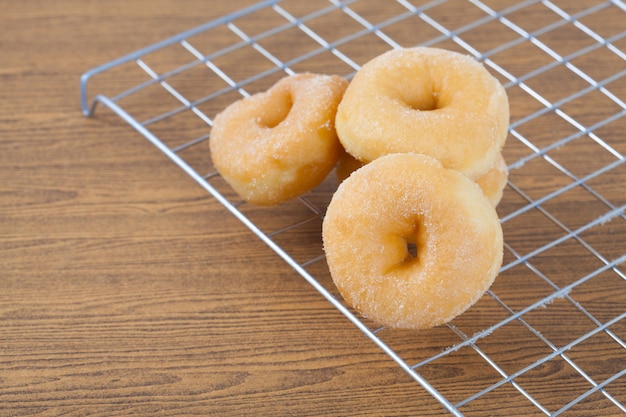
[1, 1, 624, 416]
[0, 2, 444, 416]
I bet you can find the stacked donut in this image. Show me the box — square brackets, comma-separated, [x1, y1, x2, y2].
[210, 47, 509, 330]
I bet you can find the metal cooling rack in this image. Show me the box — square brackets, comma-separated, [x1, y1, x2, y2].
[80, 0, 626, 415]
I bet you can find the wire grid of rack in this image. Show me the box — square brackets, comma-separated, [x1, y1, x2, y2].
[81, 0, 625, 415]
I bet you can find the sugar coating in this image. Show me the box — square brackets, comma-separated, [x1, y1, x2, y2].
[321, 153, 504, 330]
[210, 73, 348, 205]
[335, 47, 510, 179]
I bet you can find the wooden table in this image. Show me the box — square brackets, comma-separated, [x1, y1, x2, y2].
[1, 1, 625, 415]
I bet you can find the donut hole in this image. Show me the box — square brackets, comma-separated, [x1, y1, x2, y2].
[406, 242, 418, 259]
[260, 93, 293, 128]
[387, 234, 421, 277]
[400, 230, 420, 264]
[404, 90, 440, 112]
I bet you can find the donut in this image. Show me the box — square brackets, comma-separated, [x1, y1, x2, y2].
[322, 153, 503, 330]
[209, 73, 348, 205]
[335, 47, 510, 179]
[476, 153, 508, 207]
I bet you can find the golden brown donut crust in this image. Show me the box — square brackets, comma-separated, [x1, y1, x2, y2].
[476, 153, 508, 207]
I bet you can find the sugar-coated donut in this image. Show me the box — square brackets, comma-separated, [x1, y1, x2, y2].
[322, 153, 503, 330]
[210, 73, 348, 205]
[335, 47, 509, 179]
[476, 153, 508, 207]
